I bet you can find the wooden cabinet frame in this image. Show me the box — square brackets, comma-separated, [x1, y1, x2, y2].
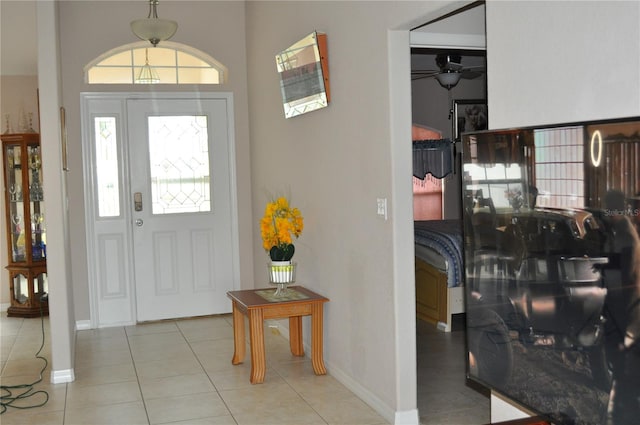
[2, 133, 48, 317]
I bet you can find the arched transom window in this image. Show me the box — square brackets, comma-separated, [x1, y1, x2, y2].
[85, 42, 227, 84]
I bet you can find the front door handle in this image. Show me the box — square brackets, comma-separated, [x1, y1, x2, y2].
[135, 218, 144, 227]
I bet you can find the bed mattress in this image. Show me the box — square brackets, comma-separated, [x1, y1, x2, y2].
[414, 243, 447, 272]
[414, 219, 463, 287]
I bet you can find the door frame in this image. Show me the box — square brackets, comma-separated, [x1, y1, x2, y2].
[80, 92, 241, 328]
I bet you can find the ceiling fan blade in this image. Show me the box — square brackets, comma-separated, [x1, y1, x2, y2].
[411, 74, 436, 81]
[411, 70, 440, 81]
[462, 65, 485, 72]
[460, 71, 483, 79]
[411, 69, 439, 75]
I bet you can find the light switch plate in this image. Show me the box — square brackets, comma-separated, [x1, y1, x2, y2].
[377, 198, 388, 220]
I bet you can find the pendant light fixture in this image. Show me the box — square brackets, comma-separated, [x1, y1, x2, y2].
[435, 71, 462, 90]
[131, 0, 177, 47]
[136, 48, 160, 84]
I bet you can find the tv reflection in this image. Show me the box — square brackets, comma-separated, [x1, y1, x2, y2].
[462, 118, 640, 425]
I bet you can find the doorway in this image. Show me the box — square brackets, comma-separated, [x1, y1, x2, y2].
[409, 3, 489, 423]
[81, 93, 240, 327]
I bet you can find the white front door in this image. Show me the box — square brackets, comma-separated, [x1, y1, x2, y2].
[81, 93, 239, 326]
[128, 98, 236, 321]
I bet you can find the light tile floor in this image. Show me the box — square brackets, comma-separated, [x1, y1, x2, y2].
[1, 311, 489, 425]
[1, 312, 388, 425]
[416, 317, 490, 425]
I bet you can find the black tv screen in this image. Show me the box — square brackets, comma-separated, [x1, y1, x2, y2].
[461, 116, 640, 425]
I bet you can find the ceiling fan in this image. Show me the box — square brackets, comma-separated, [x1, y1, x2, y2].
[411, 54, 485, 90]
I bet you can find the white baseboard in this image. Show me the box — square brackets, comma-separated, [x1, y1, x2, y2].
[394, 409, 420, 425]
[51, 368, 75, 384]
[76, 320, 91, 330]
[1, 303, 10, 312]
[437, 321, 449, 332]
[267, 319, 414, 424]
[326, 361, 404, 424]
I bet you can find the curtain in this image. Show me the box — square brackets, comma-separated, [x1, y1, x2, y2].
[413, 139, 454, 179]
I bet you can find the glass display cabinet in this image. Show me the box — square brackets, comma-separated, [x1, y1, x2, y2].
[2, 133, 48, 317]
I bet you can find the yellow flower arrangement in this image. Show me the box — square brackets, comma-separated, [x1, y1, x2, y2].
[260, 196, 304, 261]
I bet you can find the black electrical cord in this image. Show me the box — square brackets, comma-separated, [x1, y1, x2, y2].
[0, 297, 50, 414]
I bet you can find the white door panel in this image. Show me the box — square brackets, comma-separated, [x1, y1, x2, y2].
[128, 98, 235, 321]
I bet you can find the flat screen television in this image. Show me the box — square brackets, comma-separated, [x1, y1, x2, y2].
[461, 116, 640, 425]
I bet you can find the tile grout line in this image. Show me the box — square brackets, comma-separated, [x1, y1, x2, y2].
[124, 324, 153, 425]
[275, 366, 331, 425]
[176, 318, 239, 424]
[1, 316, 24, 374]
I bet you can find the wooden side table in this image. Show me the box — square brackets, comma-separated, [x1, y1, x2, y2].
[227, 286, 329, 384]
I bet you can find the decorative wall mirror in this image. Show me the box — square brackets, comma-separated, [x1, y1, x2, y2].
[276, 31, 330, 118]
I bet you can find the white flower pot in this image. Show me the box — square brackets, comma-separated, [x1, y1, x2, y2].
[268, 261, 297, 284]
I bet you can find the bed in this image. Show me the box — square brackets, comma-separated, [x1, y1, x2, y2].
[414, 219, 464, 332]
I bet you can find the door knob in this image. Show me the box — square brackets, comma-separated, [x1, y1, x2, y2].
[135, 218, 144, 226]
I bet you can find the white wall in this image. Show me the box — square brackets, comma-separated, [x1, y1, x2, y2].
[36, 1, 76, 382]
[0, 76, 40, 134]
[486, 1, 640, 128]
[0, 1, 38, 76]
[485, 0, 640, 421]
